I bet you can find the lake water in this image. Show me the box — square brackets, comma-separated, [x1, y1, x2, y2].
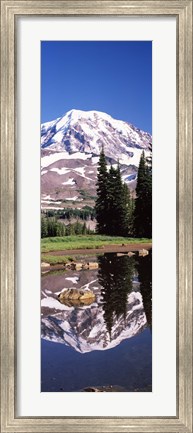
[41, 250, 152, 392]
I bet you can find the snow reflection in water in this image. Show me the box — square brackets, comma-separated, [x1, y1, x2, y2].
[41, 251, 152, 391]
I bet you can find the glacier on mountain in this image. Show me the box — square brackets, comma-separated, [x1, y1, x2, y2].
[41, 109, 152, 207]
[41, 109, 151, 154]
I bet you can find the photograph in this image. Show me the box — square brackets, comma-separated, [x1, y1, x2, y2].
[40, 41, 152, 393]
[1, 0, 192, 431]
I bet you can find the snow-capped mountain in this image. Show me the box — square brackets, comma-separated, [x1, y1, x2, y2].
[41, 109, 152, 209]
[41, 268, 147, 353]
[41, 293, 146, 353]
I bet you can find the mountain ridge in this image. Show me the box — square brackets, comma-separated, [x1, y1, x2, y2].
[41, 109, 152, 209]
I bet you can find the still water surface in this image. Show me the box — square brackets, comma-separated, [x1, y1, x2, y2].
[41, 251, 152, 392]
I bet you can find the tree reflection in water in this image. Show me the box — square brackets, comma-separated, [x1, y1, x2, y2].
[98, 254, 135, 337]
[98, 251, 152, 337]
[136, 250, 152, 330]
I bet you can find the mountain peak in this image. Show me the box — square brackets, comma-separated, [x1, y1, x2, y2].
[41, 108, 151, 154]
[41, 109, 152, 208]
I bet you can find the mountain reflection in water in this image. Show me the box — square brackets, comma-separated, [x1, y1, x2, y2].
[41, 250, 152, 392]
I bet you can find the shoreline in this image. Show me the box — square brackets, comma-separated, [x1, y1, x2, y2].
[41, 243, 152, 270]
[42, 242, 152, 256]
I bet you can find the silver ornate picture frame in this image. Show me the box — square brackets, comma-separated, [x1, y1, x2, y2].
[0, 1, 192, 432]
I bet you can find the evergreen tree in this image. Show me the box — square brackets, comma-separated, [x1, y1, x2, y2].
[65, 223, 75, 236]
[128, 193, 135, 236]
[56, 221, 65, 236]
[106, 164, 128, 236]
[106, 165, 119, 235]
[47, 219, 55, 237]
[74, 220, 82, 235]
[82, 222, 87, 235]
[122, 183, 133, 236]
[134, 151, 152, 238]
[95, 147, 109, 234]
[41, 217, 48, 238]
[95, 149, 135, 237]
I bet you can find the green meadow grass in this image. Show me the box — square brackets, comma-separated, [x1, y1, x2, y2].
[41, 235, 151, 253]
[41, 254, 74, 265]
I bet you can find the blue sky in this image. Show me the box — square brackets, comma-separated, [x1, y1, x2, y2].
[41, 41, 152, 133]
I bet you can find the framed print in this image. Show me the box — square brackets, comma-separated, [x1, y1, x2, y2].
[0, 1, 192, 432]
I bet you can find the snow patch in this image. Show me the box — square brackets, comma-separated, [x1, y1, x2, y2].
[65, 196, 78, 201]
[41, 152, 69, 168]
[41, 297, 74, 311]
[92, 156, 99, 165]
[50, 167, 70, 175]
[62, 178, 75, 185]
[42, 194, 52, 200]
[74, 167, 85, 176]
[41, 200, 62, 204]
[41, 151, 92, 168]
[119, 148, 151, 167]
[81, 279, 98, 291]
[65, 276, 79, 284]
[41, 206, 63, 210]
[73, 167, 95, 181]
